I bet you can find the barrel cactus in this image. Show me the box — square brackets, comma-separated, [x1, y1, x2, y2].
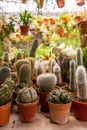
[2, 52, 9, 63]
[76, 65, 87, 100]
[69, 60, 76, 91]
[0, 84, 12, 106]
[16, 86, 38, 103]
[37, 73, 57, 92]
[0, 66, 11, 86]
[76, 47, 83, 67]
[19, 64, 31, 85]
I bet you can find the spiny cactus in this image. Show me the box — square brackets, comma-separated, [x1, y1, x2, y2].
[0, 84, 12, 106]
[29, 39, 38, 57]
[37, 73, 57, 92]
[16, 52, 22, 61]
[53, 63, 62, 85]
[76, 47, 83, 67]
[76, 65, 87, 100]
[48, 58, 56, 73]
[4, 78, 15, 90]
[69, 60, 76, 91]
[2, 52, 9, 63]
[15, 59, 31, 76]
[19, 64, 31, 85]
[16, 86, 38, 103]
[0, 66, 11, 86]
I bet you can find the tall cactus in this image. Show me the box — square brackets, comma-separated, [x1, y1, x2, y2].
[49, 58, 56, 73]
[37, 73, 57, 92]
[76, 47, 83, 67]
[69, 60, 76, 91]
[29, 39, 38, 57]
[2, 52, 9, 63]
[76, 65, 87, 100]
[16, 52, 22, 61]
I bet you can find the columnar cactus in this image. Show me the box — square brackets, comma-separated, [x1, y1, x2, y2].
[16, 52, 22, 61]
[69, 60, 76, 91]
[76, 65, 87, 100]
[2, 52, 9, 63]
[19, 64, 31, 85]
[0, 66, 11, 86]
[76, 47, 83, 67]
[16, 86, 38, 103]
[53, 63, 62, 85]
[0, 84, 12, 106]
[49, 58, 56, 73]
[37, 73, 57, 92]
[29, 39, 38, 57]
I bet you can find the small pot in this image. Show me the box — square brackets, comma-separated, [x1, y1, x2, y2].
[57, 0, 65, 8]
[20, 25, 29, 35]
[76, 0, 84, 6]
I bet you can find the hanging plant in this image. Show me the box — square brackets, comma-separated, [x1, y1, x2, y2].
[76, 0, 85, 6]
[56, 0, 65, 8]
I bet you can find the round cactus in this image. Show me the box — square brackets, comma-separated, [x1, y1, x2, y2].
[16, 86, 38, 103]
[76, 65, 87, 100]
[37, 73, 57, 92]
[76, 47, 83, 67]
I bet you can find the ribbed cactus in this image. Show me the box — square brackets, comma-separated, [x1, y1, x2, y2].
[76, 65, 87, 100]
[19, 64, 31, 85]
[15, 59, 31, 76]
[53, 63, 62, 85]
[4, 78, 15, 90]
[2, 52, 9, 63]
[29, 39, 38, 57]
[69, 60, 76, 91]
[16, 86, 38, 103]
[0, 84, 12, 106]
[16, 52, 22, 61]
[76, 47, 83, 67]
[0, 66, 11, 86]
[37, 73, 57, 92]
[49, 58, 56, 73]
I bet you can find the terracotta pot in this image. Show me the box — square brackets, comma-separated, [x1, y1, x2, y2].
[77, 21, 87, 35]
[21, 0, 27, 3]
[48, 101, 72, 124]
[73, 99, 87, 121]
[37, 89, 49, 112]
[40, 0, 44, 8]
[0, 102, 11, 126]
[17, 99, 39, 122]
[20, 25, 29, 35]
[76, 0, 84, 6]
[57, 0, 65, 8]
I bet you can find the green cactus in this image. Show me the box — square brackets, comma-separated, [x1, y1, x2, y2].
[0, 66, 11, 86]
[0, 84, 12, 106]
[76, 47, 83, 67]
[16, 52, 22, 61]
[37, 73, 57, 92]
[4, 78, 15, 90]
[19, 64, 31, 85]
[76, 65, 87, 100]
[29, 39, 38, 57]
[69, 60, 76, 92]
[16, 86, 38, 103]
[2, 52, 9, 63]
[15, 59, 31, 76]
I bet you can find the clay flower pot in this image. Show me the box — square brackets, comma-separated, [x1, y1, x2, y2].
[77, 20, 87, 35]
[76, 0, 84, 6]
[0, 102, 11, 126]
[20, 25, 29, 35]
[57, 0, 65, 8]
[48, 101, 72, 124]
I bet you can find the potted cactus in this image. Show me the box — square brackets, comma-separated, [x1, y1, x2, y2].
[76, 47, 83, 67]
[36, 73, 57, 112]
[48, 88, 72, 124]
[73, 65, 87, 121]
[16, 85, 39, 122]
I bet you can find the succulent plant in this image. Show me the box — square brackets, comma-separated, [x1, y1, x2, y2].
[29, 39, 38, 57]
[19, 64, 31, 85]
[48, 88, 71, 104]
[4, 78, 15, 90]
[16, 52, 22, 61]
[2, 52, 9, 63]
[69, 60, 76, 91]
[16, 86, 38, 103]
[37, 73, 57, 92]
[0, 84, 12, 106]
[0, 66, 11, 86]
[48, 58, 56, 73]
[76, 47, 83, 67]
[76, 65, 87, 100]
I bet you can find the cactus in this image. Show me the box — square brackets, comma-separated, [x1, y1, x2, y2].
[11, 72, 18, 83]
[16, 52, 22, 61]
[76, 65, 87, 100]
[0, 84, 12, 106]
[15, 59, 31, 76]
[19, 64, 31, 85]
[37, 73, 57, 92]
[2, 52, 9, 63]
[29, 39, 38, 57]
[0, 66, 11, 86]
[49, 58, 56, 73]
[4, 78, 15, 90]
[69, 60, 76, 91]
[76, 47, 83, 67]
[53, 63, 62, 85]
[16, 86, 38, 103]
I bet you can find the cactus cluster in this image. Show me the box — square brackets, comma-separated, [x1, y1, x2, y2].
[16, 86, 38, 103]
[37, 73, 57, 92]
[76, 47, 83, 67]
[0, 66, 11, 86]
[76, 65, 87, 100]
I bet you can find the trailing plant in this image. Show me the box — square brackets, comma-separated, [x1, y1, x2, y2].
[76, 47, 83, 67]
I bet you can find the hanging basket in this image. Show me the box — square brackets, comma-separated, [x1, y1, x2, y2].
[57, 0, 65, 8]
[76, 0, 84, 6]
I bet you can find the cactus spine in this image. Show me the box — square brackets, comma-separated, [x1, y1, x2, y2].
[69, 60, 76, 91]
[37, 73, 57, 92]
[76, 47, 83, 67]
[76, 65, 87, 100]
